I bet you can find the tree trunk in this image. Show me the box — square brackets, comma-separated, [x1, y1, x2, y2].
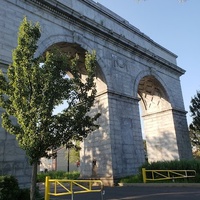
[30, 161, 38, 200]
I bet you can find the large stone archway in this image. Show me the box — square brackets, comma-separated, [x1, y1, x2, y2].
[0, 0, 192, 186]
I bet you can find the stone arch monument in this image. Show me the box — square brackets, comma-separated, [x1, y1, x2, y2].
[0, 0, 192, 186]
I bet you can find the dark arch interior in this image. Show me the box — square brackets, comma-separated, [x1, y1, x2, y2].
[138, 75, 170, 115]
[44, 42, 106, 85]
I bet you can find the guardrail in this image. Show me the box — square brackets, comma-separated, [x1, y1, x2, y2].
[142, 168, 196, 183]
[45, 176, 104, 200]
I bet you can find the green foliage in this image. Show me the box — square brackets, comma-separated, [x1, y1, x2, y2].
[119, 174, 143, 183]
[68, 141, 80, 164]
[0, 175, 35, 200]
[0, 175, 19, 200]
[142, 160, 200, 172]
[0, 17, 100, 200]
[0, 17, 99, 165]
[142, 160, 200, 183]
[119, 160, 200, 183]
[17, 188, 30, 200]
[37, 171, 80, 182]
[189, 91, 200, 151]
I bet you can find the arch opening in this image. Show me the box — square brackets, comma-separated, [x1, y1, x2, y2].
[45, 42, 107, 94]
[137, 75, 179, 162]
[38, 42, 109, 173]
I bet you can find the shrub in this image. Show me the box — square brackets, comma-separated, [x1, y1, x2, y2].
[119, 160, 200, 183]
[140, 159, 200, 183]
[0, 175, 34, 200]
[37, 171, 80, 182]
[119, 174, 143, 183]
[0, 175, 19, 200]
[18, 188, 30, 200]
[141, 159, 200, 171]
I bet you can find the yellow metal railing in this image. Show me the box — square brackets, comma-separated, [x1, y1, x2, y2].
[45, 176, 104, 200]
[142, 168, 196, 183]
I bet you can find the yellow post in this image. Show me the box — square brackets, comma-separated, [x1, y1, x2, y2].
[45, 176, 50, 200]
[70, 181, 74, 200]
[142, 168, 146, 183]
[89, 180, 92, 191]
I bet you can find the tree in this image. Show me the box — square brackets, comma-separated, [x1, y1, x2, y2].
[189, 91, 200, 152]
[69, 141, 81, 164]
[0, 17, 100, 200]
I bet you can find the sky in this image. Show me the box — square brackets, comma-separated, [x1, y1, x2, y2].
[95, 0, 200, 125]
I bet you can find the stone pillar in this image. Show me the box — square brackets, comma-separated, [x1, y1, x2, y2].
[108, 91, 145, 181]
[80, 90, 145, 185]
[172, 109, 192, 159]
[80, 91, 114, 185]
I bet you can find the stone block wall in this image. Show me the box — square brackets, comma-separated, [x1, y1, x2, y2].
[0, 110, 31, 187]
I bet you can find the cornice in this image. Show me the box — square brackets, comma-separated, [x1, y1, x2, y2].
[24, 0, 185, 76]
[80, 0, 178, 58]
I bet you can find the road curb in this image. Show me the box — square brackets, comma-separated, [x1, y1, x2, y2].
[118, 183, 200, 187]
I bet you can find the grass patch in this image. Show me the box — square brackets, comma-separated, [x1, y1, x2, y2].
[119, 174, 143, 183]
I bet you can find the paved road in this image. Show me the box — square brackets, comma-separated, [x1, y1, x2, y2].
[40, 183, 200, 200]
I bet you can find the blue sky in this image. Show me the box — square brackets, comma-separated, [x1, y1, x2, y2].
[95, 0, 200, 125]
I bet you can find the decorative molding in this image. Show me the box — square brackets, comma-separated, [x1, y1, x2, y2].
[96, 89, 139, 102]
[25, 0, 185, 76]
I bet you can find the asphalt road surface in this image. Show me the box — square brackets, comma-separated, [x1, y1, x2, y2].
[40, 183, 200, 200]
